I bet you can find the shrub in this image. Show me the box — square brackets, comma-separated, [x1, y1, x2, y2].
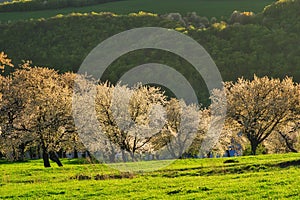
[243, 144, 268, 156]
[229, 10, 255, 25]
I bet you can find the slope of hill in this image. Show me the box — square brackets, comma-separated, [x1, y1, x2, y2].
[0, 0, 299, 105]
[0, 0, 274, 22]
[262, 0, 300, 33]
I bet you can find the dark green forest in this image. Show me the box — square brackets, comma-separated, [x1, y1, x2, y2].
[0, 0, 299, 105]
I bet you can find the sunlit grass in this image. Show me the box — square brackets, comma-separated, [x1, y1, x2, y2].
[0, 153, 300, 199]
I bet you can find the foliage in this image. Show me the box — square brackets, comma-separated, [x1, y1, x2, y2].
[262, 0, 300, 33]
[0, 52, 13, 72]
[212, 76, 300, 155]
[229, 10, 256, 25]
[0, 12, 180, 72]
[162, 12, 211, 29]
[93, 83, 167, 161]
[0, 62, 80, 166]
[152, 98, 208, 158]
[0, 56, 211, 165]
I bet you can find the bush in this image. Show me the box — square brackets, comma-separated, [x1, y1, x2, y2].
[229, 10, 255, 25]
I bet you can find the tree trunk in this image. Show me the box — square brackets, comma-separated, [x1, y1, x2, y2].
[109, 153, 115, 163]
[250, 140, 258, 155]
[12, 146, 16, 161]
[58, 148, 63, 158]
[49, 151, 63, 167]
[73, 148, 78, 159]
[130, 152, 136, 162]
[18, 143, 26, 161]
[62, 151, 66, 158]
[42, 150, 51, 168]
[207, 152, 212, 158]
[226, 150, 231, 157]
[109, 142, 116, 163]
[37, 145, 41, 159]
[86, 150, 96, 163]
[121, 149, 127, 162]
[29, 147, 34, 159]
[155, 154, 159, 160]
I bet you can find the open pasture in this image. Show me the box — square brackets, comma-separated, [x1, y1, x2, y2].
[1, 153, 300, 199]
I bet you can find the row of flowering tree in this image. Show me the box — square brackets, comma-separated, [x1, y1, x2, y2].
[0, 52, 299, 167]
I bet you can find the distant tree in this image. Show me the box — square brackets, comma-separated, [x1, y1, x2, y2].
[164, 13, 186, 26]
[212, 75, 300, 155]
[229, 11, 255, 25]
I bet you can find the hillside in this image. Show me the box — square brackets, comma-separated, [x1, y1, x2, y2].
[262, 0, 300, 33]
[0, 0, 274, 22]
[0, 0, 299, 104]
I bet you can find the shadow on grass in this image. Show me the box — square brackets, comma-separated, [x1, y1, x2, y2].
[223, 159, 239, 164]
[65, 158, 90, 165]
[276, 159, 300, 168]
[150, 158, 300, 178]
[71, 172, 135, 181]
[0, 159, 29, 165]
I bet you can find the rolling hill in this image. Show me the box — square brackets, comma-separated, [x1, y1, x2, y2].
[0, 0, 299, 105]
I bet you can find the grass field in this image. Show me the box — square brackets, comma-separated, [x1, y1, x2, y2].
[1, 153, 300, 199]
[0, 0, 274, 22]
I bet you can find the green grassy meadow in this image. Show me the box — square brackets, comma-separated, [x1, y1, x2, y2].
[1, 153, 300, 199]
[0, 0, 274, 22]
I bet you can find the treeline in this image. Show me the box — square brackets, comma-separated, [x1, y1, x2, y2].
[0, 0, 122, 12]
[0, 53, 299, 167]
